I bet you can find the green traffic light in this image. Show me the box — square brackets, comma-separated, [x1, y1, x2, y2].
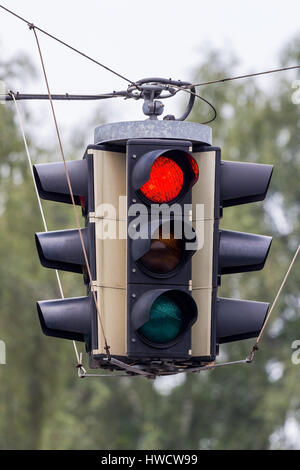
[139, 294, 182, 344]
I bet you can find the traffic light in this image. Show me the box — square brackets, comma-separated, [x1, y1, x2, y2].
[126, 139, 199, 360]
[34, 122, 273, 375]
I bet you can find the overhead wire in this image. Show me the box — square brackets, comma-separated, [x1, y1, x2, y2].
[2, 3, 300, 91]
[0, 3, 137, 87]
[9, 91, 82, 369]
[171, 84, 217, 123]
[30, 24, 111, 359]
[178, 64, 300, 89]
[3, 91, 128, 101]
[2, 2, 300, 376]
[2, 3, 300, 123]
[247, 244, 300, 362]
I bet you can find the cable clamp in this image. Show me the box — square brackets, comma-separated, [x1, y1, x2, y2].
[246, 344, 259, 363]
[76, 353, 87, 378]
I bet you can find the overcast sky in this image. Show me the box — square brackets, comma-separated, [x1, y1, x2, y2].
[1, 0, 300, 148]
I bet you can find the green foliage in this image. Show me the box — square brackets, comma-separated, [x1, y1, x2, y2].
[0, 39, 299, 450]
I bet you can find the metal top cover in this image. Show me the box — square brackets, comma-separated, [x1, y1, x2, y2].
[94, 120, 212, 146]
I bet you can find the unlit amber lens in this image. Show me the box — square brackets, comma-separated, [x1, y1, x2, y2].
[140, 231, 184, 274]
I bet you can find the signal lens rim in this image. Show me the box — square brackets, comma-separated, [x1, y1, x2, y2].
[139, 155, 184, 203]
[137, 150, 199, 205]
[139, 222, 185, 275]
[134, 289, 198, 349]
[138, 293, 183, 344]
[135, 220, 197, 279]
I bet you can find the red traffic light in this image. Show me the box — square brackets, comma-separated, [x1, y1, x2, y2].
[132, 146, 199, 204]
[140, 155, 184, 203]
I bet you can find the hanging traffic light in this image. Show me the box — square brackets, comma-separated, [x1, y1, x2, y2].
[34, 118, 273, 375]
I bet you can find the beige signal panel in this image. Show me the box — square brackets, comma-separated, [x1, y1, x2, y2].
[94, 219, 127, 289]
[89, 148, 216, 358]
[92, 286, 127, 356]
[191, 150, 216, 357]
[88, 149, 127, 357]
[192, 219, 214, 289]
[191, 288, 213, 356]
[92, 149, 127, 220]
[192, 151, 216, 221]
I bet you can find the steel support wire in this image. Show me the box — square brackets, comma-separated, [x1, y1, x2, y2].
[10, 91, 84, 374]
[3, 91, 128, 102]
[0, 3, 137, 87]
[30, 25, 111, 363]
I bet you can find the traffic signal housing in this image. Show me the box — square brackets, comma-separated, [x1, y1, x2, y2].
[126, 139, 199, 361]
[33, 122, 273, 375]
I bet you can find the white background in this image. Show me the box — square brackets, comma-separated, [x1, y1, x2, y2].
[0, 0, 300, 148]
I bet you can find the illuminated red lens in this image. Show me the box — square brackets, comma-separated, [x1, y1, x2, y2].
[140, 156, 184, 203]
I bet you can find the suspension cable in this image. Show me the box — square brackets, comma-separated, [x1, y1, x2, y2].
[10, 91, 82, 368]
[178, 64, 300, 90]
[30, 25, 111, 360]
[247, 244, 300, 362]
[3, 91, 128, 101]
[0, 3, 137, 87]
[171, 84, 217, 123]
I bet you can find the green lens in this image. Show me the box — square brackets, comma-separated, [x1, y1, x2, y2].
[139, 294, 182, 343]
